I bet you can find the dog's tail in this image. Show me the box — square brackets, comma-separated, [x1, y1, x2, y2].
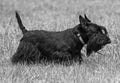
[15, 11, 27, 34]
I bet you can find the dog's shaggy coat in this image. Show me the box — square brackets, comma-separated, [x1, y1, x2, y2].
[11, 12, 84, 65]
[11, 11, 111, 65]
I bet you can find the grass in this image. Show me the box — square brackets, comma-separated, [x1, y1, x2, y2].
[0, 0, 120, 83]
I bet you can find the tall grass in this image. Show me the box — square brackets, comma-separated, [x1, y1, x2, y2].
[0, 0, 120, 83]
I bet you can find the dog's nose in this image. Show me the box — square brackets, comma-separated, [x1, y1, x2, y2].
[107, 38, 111, 44]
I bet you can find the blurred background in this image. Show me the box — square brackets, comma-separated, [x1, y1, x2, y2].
[0, 0, 120, 83]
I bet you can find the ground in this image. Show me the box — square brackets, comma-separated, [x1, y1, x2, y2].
[0, 0, 120, 83]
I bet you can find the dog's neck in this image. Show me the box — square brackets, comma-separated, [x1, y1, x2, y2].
[73, 24, 89, 45]
[76, 33, 85, 45]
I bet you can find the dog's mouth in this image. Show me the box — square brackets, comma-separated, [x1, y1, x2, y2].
[86, 34, 111, 57]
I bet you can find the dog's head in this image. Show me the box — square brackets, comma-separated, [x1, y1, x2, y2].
[76, 15, 111, 56]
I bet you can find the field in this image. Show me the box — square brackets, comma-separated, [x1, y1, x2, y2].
[0, 0, 120, 83]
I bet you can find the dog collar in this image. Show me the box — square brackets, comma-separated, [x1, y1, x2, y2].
[77, 33, 85, 44]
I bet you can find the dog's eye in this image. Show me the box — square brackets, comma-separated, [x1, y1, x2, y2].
[101, 29, 106, 34]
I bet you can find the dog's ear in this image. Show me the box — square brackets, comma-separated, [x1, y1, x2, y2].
[79, 15, 87, 27]
[84, 14, 91, 22]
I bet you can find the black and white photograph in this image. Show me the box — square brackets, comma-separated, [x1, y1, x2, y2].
[0, 0, 119, 83]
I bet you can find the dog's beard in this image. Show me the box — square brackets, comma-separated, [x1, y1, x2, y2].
[86, 33, 110, 56]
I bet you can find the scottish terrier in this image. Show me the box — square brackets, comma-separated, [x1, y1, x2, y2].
[11, 11, 111, 65]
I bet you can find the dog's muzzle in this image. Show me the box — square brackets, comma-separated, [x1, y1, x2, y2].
[86, 33, 111, 56]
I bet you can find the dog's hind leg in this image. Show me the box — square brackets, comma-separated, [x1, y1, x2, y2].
[11, 41, 41, 65]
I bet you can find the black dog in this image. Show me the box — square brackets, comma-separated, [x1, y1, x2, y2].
[11, 11, 111, 65]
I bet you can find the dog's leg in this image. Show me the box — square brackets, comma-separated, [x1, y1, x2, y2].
[52, 51, 73, 65]
[11, 41, 41, 65]
[71, 53, 83, 64]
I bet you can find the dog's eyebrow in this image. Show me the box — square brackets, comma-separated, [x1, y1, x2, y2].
[100, 27, 108, 34]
